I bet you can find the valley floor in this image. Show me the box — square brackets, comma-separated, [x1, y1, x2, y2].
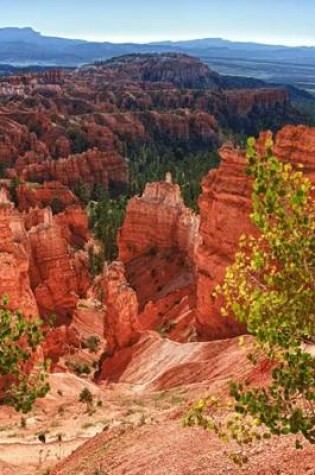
[0, 335, 314, 475]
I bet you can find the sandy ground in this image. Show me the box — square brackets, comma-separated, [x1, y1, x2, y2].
[0, 336, 314, 475]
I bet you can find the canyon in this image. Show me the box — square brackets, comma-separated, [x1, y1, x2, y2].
[0, 54, 314, 474]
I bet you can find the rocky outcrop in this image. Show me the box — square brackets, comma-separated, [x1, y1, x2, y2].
[17, 181, 78, 211]
[19, 149, 128, 192]
[118, 179, 199, 341]
[273, 124, 315, 181]
[0, 186, 91, 324]
[139, 110, 219, 146]
[95, 261, 140, 355]
[55, 205, 90, 247]
[119, 180, 199, 264]
[225, 88, 289, 116]
[83, 53, 221, 89]
[195, 144, 251, 339]
[28, 219, 81, 322]
[42, 326, 81, 369]
[0, 189, 38, 316]
[195, 125, 315, 339]
[70, 299, 105, 341]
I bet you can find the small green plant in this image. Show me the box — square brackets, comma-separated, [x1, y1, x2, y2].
[67, 361, 91, 375]
[83, 335, 101, 353]
[79, 387, 94, 411]
[48, 314, 57, 328]
[157, 320, 176, 338]
[50, 196, 65, 215]
[88, 247, 104, 277]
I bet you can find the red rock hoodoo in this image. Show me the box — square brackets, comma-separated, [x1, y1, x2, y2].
[118, 178, 199, 342]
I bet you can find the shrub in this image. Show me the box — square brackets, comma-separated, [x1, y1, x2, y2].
[83, 335, 101, 353]
[0, 295, 50, 413]
[79, 388, 94, 411]
[67, 361, 91, 375]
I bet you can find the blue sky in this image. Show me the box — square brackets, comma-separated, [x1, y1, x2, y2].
[0, 0, 313, 46]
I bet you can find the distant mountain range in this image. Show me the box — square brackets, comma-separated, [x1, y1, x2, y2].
[0, 27, 315, 93]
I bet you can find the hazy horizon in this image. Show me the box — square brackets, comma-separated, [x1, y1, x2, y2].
[0, 0, 314, 47]
[1, 26, 314, 49]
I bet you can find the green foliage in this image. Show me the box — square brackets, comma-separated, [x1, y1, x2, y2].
[67, 360, 91, 375]
[83, 335, 101, 353]
[50, 196, 65, 215]
[68, 128, 89, 154]
[184, 138, 315, 461]
[157, 320, 176, 338]
[79, 387, 94, 411]
[73, 179, 91, 205]
[89, 192, 127, 264]
[88, 146, 219, 270]
[0, 295, 50, 413]
[128, 145, 220, 211]
[88, 246, 105, 277]
[9, 177, 22, 207]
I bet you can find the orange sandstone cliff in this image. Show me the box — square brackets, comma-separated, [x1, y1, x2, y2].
[195, 125, 315, 339]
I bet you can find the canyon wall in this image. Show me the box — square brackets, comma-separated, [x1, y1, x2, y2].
[195, 125, 315, 339]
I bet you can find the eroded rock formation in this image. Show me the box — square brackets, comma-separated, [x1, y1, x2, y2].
[0, 53, 300, 199]
[195, 144, 252, 338]
[0, 189, 38, 316]
[19, 150, 128, 192]
[95, 261, 140, 355]
[0, 187, 92, 325]
[273, 124, 315, 181]
[195, 125, 315, 339]
[118, 179, 199, 342]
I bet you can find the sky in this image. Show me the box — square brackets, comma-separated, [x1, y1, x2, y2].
[0, 0, 314, 46]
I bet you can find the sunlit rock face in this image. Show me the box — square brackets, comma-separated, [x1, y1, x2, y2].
[272, 125, 315, 182]
[195, 125, 315, 339]
[96, 261, 140, 355]
[118, 179, 200, 342]
[119, 180, 199, 264]
[195, 143, 251, 339]
[18, 149, 128, 192]
[16, 181, 78, 212]
[0, 189, 38, 317]
[0, 187, 92, 323]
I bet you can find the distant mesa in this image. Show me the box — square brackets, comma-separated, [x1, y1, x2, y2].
[89, 53, 221, 89]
